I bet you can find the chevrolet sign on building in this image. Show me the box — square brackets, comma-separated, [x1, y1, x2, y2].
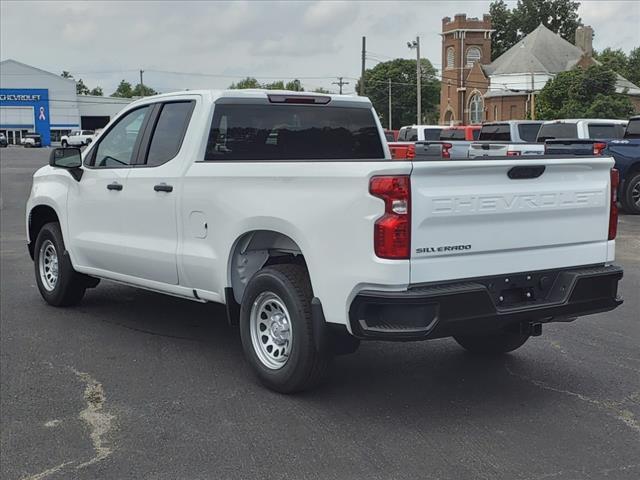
[0, 59, 133, 146]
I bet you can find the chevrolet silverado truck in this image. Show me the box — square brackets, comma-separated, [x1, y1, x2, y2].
[468, 121, 544, 159]
[27, 90, 623, 393]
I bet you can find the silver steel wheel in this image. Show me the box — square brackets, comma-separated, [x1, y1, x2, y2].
[632, 179, 640, 208]
[38, 239, 59, 291]
[250, 291, 293, 370]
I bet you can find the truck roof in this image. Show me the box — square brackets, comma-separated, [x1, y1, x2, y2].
[540, 118, 628, 125]
[125, 89, 372, 107]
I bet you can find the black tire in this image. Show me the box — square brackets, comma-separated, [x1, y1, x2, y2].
[620, 171, 640, 215]
[61, 140, 68, 148]
[85, 138, 92, 146]
[454, 331, 530, 355]
[33, 222, 86, 306]
[239, 264, 331, 393]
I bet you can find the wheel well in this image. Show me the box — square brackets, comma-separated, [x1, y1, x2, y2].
[28, 205, 59, 259]
[229, 230, 306, 304]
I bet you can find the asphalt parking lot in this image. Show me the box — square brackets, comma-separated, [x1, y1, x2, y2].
[1, 147, 639, 480]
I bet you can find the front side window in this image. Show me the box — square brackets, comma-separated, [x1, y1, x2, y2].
[205, 104, 384, 161]
[625, 119, 640, 139]
[145, 101, 195, 166]
[518, 123, 542, 143]
[92, 106, 149, 167]
[469, 94, 483, 124]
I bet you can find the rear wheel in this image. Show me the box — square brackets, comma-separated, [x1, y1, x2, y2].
[34, 222, 86, 306]
[239, 264, 331, 393]
[454, 331, 530, 355]
[621, 172, 640, 214]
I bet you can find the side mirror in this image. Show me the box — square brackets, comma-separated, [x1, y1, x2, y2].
[49, 148, 83, 181]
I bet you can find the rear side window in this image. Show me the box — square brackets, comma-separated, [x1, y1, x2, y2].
[625, 119, 640, 139]
[399, 128, 417, 141]
[146, 101, 195, 166]
[205, 104, 384, 160]
[472, 129, 480, 140]
[423, 129, 441, 141]
[518, 123, 542, 142]
[385, 131, 395, 142]
[587, 124, 623, 139]
[440, 129, 465, 140]
[537, 123, 578, 141]
[478, 124, 511, 141]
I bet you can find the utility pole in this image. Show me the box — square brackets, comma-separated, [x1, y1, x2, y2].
[332, 77, 349, 95]
[388, 78, 392, 130]
[360, 36, 366, 96]
[139, 69, 145, 96]
[407, 37, 421, 124]
[530, 70, 536, 120]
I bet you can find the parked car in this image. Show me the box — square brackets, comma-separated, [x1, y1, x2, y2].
[21, 133, 42, 148]
[27, 90, 623, 392]
[388, 125, 446, 159]
[61, 130, 95, 148]
[536, 119, 627, 142]
[383, 129, 399, 142]
[0, 133, 7, 148]
[545, 116, 640, 214]
[438, 125, 481, 159]
[468, 121, 544, 158]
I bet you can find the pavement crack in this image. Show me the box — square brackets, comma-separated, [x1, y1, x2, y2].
[20, 462, 74, 480]
[70, 368, 116, 469]
[505, 364, 640, 434]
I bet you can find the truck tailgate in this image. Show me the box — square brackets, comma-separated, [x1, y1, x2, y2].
[410, 157, 614, 284]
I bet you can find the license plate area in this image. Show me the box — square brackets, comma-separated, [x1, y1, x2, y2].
[477, 270, 562, 309]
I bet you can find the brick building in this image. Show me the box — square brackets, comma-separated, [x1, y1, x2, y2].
[439, 15, 640, 125]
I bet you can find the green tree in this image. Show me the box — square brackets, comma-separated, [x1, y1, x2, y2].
[264, 80, 285, 90]
[536, 64, 633, 119]
[75, 78, 90, 95]
[359, 58, 440, 127]
[131, 83, 158, 97]
[111, 80, 134, 98]
[312, 87, 330, 93]
[488, 0, 582, 58]
[285, 79, 304, 91]
[594, 48, 628, 76]
[624, 47, 640, 86]
[61, 71, 74, 79]
[229, 77, 261, 89]
[489, 0, 517, 59]
[89, 86, 103, 96]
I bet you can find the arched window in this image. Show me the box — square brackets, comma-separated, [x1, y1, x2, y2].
[466, 47, 481, 66]
[446, 47, 455, 69]
[469, 94, 484, 124]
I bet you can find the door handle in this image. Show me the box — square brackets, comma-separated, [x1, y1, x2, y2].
[154, 183, 173, 192]
[107, 182, 123, 191]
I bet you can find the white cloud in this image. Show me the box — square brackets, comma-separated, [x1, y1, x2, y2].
[1, 0, 637, 95]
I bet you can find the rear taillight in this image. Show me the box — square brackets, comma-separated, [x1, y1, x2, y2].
[441, 143, 452, 159]
[370, 176, 411, 259]
[609, 168, 619, 240]
[406, 144, 415, 160]
[506, 151, 521, 156]
[594, 142, 607, 155]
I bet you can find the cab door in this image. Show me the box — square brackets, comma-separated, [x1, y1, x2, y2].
[66, 105, 152, 276]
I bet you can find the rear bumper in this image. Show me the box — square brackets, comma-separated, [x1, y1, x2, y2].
[349, 265, 623, 341]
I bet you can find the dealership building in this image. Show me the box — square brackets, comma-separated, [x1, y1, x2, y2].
[0, 59, 134, 146]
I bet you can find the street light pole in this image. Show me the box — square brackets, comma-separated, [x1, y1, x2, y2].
[388, 78, 392, 130]
[407, 37, 421, 124]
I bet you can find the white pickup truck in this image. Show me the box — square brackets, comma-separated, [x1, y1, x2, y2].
[27, 90, 623, 393]
[468, 121, 544, 159]
[60, 129, 95, 148]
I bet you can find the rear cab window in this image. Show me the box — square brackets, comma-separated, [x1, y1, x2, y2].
[440, 129, 465, 140]
[478, 124, 511, 141]
[423, 129, 441, 141]
[587, 123, 625, 139]
[517, 123, 542, 143]
[537, 123, 578, 141]
[205, 103, 384, 161]
[398, 128, 417, 142]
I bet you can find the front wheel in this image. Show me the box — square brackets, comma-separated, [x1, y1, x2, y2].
[61, 140, 68, 148]
[621, 172, 640, 214]
[34, 222, 87, 306]
[454, 331, 530, 355]
[239, 264, 331, 393]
